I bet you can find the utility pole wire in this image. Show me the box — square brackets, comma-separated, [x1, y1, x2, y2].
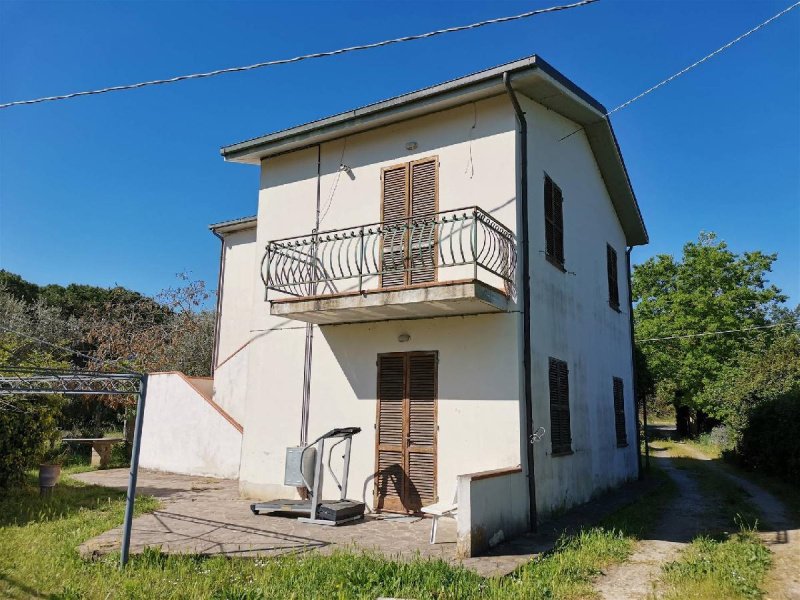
[560, 0, 800, 141]
[0, 0, 598, 110]
[636, 320, 799, 343]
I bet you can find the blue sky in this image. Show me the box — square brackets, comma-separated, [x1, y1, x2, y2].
[1, 0, 798, 307]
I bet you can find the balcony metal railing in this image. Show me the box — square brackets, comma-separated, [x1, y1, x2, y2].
[261, 206, 516, 299]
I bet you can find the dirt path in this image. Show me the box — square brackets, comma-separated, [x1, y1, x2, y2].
[677, 444, 800, 600]
[594, 451, 723, 600]
[594, 441, 800, 600]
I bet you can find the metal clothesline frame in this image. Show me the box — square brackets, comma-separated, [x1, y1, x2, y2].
[0, 365, 148, 569]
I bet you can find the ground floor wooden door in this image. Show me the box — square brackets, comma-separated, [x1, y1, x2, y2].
[374, 351, 438, 513]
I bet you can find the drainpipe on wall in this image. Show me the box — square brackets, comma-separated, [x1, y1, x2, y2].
[504, 72, 538, 531]
[210, 229, 226, 376]
[626, 247, 645, 478]
[299, 144, 323, 447]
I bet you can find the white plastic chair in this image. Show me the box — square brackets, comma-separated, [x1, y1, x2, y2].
[421, 487, 458, 544]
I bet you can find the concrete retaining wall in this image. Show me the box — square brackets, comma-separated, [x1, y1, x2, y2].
[456, 466, 529, 557]
[139, 372, 243, 479]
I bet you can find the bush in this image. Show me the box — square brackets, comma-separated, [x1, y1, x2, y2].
[737, 390, 800, 485]
[0, 395, 63, 488]
[709, 425, 732, 449]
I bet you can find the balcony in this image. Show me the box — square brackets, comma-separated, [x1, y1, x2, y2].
[261, 207, 516, 324]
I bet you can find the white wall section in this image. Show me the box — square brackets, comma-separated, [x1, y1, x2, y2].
[140, 372, 243, 479]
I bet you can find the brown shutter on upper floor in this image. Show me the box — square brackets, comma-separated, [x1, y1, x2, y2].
[607, 244, 620, 309]
[544, 175, 565, 267]
[553, 184, 564, 265]
[544, 176, 555, 258]
[381, 165, 409, 288]
[613, 377, 627, 446]
[409, 158, 437, 285]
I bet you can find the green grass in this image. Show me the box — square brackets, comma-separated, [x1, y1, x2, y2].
[602, 465, 676, 537]
[0, 469, 674, 599]
[656, 440, 764, 530]
[648, 441, 775, 599]
[691, 434, 724, 459]
[680, 437, 800, 522]
[509, 528, 631, 599]
[659, 527, 771, 600]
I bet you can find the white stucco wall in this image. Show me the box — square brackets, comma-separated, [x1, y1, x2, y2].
[230, 90, 639, 525]
[520, 94, 639, 517]
[213, 225, 257, 424]
[237, 96, 524, 503]
[139, 372, 243, 479]
[456, 467, 529, 557]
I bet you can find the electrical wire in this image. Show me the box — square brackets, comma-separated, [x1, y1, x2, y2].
[560, 0, 800, 141]
[318, 137, 349, 227]
[636, 320, 799, 343]
[0, 0, 598, 110]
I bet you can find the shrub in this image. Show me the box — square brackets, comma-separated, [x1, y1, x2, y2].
[709, 425, 732, 450]
[0, 395, 63, 488]
[737, 390, 800, 485]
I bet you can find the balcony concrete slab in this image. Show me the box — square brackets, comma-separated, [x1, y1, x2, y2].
[270, 280, 510, 324]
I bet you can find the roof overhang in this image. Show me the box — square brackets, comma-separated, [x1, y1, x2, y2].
[220, 55, 647, 245]
[209, 215, 257, 236]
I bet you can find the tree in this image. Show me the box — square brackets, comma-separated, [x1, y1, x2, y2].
[632, 232, 787, 429]
[0, 289, 70, 487]
[85, 273, 215, 377]
[695, 329, 800, 441]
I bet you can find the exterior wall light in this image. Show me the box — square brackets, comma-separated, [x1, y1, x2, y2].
[398, 333, 411, 343]
[405, 141, 418, 151]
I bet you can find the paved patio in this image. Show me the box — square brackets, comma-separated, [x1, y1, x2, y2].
[74, 469, 457, 562]
[74, 468, 659, 577]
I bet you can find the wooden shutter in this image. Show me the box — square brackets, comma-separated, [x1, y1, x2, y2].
[544, 176, 555, 258]
[544, 175, 565, 267]
[375, 355, 406, 511]
[406, 352, 437, 511]
[408, 158, 437, 285]
[607, 244, 620, 309]
[613, 377, 627, 446]
[381, 164, 409, 288]
[548, 357, 572, 454]
[375, 352, 438, 513]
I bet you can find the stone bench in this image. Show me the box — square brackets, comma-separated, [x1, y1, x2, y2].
[63, 438, 124, 468]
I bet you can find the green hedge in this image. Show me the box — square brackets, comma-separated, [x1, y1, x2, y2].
[0, 395, 62, 489]
[737, 390, 800, 485]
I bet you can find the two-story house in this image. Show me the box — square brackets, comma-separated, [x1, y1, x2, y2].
[199, 55, 647, 555]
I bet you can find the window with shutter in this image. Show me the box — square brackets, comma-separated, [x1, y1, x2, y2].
[548, 357, 572, 455]
[380, 164, 409, 288]
[607, 244, 620, 310]
[544, 175, 565, 269]
[409, 158, 438, 285]
[380, 158, 438, 288]
[613, 377, 627, 447]
[375, 351, 437, 513]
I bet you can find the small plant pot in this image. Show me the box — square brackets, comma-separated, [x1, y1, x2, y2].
[39, 463, 61, 496]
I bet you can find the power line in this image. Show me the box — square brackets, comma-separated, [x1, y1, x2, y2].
[560, 1, 800, 141]
[0, 0, 598, 110]
[636, 320, 799, 343]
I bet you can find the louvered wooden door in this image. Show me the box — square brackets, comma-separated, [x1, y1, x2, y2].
[375, 352, 438, 513]
[380, 158, 437, 288]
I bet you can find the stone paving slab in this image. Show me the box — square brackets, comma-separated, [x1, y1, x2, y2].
[73, 468, 659, 578]
[74, 469, 457, 563]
